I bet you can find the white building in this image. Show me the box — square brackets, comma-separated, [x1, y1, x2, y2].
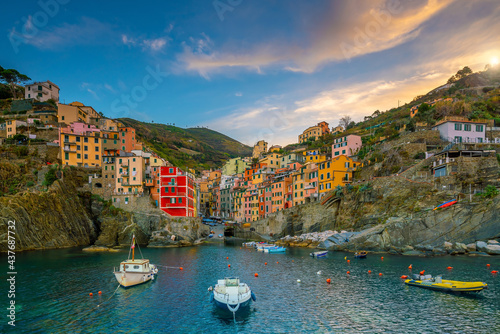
[25, 81, 60, 102]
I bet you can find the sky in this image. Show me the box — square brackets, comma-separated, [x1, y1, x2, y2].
[1, 0, 499, 146]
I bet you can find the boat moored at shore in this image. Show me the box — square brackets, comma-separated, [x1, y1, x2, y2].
[404, 274, 487, 293]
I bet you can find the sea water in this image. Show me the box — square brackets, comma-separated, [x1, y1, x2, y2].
[1, 244, 499, 333]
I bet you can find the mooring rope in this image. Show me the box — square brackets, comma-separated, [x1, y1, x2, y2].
[68, 283, 121, 325]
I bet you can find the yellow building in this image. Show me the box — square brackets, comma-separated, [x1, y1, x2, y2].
[318, 155, 360, 196]
[298, 122, 330, 143]
[58, 101, 101, 124]
[60, 125, 102, 168]
[115, 155, 144, 195]
[303, 149, 329, 163]
[6, 120, 27, 138]
[291, 169, 306, 206]
[259, 152, 282, 170]
[98, 118, 121, 131]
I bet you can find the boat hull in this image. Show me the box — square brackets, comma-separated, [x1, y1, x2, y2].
[213, 295, 252, 312]
[404, 279, 487, 292]
[310, 251, 328, 258]
[114, 270, 156, 288]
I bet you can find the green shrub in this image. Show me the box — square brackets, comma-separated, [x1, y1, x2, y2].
[26, 181, 34, 187]
[42, 167, 57, 187]
[482, 185, 499, 198]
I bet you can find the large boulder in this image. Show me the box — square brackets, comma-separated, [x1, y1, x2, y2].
[484, 244, 500, 255]
[476, 241, 488, 252]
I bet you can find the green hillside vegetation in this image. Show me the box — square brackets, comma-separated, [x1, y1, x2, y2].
[118, 118, 252, 171]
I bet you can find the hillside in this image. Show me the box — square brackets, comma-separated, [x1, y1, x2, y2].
[118, 118, 252, 170]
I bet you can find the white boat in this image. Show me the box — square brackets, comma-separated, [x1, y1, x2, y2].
[264, 246, 286, 253]
[256, 244, 276, 251]
[310, 251, 328, 258]
[242, 241, 256, 247]
[209, 277, 256, 313]
[113, 235, 158, 288]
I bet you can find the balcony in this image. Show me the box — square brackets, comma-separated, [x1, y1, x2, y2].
[63, 146, 76, 153]
[342, 177, 352, 183]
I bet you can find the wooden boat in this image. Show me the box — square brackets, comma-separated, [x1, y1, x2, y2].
[405, 274, 487, 293]
[113, 235, 158, 288]
[242, 241, 256, 247]
[354, 250, 367, 258]
[310, 251, 328, 258]
[209, 277, 256, 313]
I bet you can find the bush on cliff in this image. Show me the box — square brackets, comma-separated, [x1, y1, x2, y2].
[482, 185, 499, 198]
[42, 167, 57, 187]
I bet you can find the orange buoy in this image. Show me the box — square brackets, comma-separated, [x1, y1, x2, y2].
[226, 257, 228, 259]
[264, 262, 267, 265]
[408, 264, 412, 270]
[401, 275, 408, 279]
[447, 266, 453, 270]
[179, 267, 183, 270]
[98, 291, 102, 295]
[347, 260, 350, 264]
[326, 278, 331, 284]
[381, 257, 384, 260]
[492, 270, 499, 274]
[89, 293, 93, 296]
[347, 271, 350, 274]
[254, 273, 259, 277]
[228, 264, 231, 268]
[419, 270, 425, 276]
[276, 261, 279, 264]
[379, 273, 383, 276]
[368, 270, 372, 274]
[292, 260, 294, 262]
[487, 264, 491, 267]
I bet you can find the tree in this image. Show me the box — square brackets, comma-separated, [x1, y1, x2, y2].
[338, 115, 352, 130]
[0, 66, 31, 98]
[447, 66, 473, 84]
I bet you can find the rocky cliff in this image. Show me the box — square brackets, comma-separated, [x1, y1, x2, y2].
[0, 179, 97, 252]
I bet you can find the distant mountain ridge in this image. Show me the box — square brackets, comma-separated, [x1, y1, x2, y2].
[118, 118, 252, 170]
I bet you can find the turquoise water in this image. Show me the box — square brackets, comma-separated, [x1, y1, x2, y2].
[1, 245, 500, 333]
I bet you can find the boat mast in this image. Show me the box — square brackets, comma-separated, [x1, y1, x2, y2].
[132, 234, 135, 261]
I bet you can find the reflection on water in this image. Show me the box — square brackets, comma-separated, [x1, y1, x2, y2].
[1, 245, 499, 333]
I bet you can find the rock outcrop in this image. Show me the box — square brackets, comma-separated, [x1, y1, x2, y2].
[0, 179, 97, 252]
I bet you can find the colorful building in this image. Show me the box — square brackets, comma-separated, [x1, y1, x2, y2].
[332, 134, 362, 157]
[298, 121, 330, 143]
[303, 149, 329, 163]
[318, 155, 359, 196]
[60, 122, 102, 168]
[57, 101, 101, 125]
[25, 81, 59, 102]
[432, 117, 488, 143]
[5, 120, 27, 138]
[158, 166, 196, 217]
[221, 157, 250, 176]
[114, 154, 144, 195]
[119, 127, 143, 152]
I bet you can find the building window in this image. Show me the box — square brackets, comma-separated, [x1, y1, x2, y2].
[464, 124, 471, 131]
[335, 151, 339, 156]
[476, 125, 484, 132]
[77, 153, 81, 159]
[171, 198, 176, 204]
[95, 155, 99, 160]
[76, 137, 81, 142]
[84, 137, 88, 143]
[84, 154, 88, 159]
[94, 138, 99, 143]
[179, 198, 182, 204]
[77, 145, 81, 150]
[454, 123, 462, 131]
[95, 147, 99, 152]
[84, 146, 88, 151]
[477, 137, 483, 143]
[454, 136, 462, 143]
[64, 152, 69, 160]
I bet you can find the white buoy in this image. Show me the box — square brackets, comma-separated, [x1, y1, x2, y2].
[317, 271, 322, 275]
[297, 279, 301, 283]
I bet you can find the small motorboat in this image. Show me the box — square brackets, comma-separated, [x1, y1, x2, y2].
[310, 251, 328, 258]
[405, 274, 487, 293]
[256, 244, 275, 251]
[209, 277, 256, 313]
[218, 234, 223, 238]
[354, 251, 367, 258]
[113, 235, 158, 288]
[266, 246, 286, 253]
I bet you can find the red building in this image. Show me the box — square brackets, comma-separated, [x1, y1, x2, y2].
[159, 166, 196, 217]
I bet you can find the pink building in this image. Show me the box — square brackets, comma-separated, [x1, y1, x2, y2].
[332, 134, 362, 157]
[432, 119, 487, 143]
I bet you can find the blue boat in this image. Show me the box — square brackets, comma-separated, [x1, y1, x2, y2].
[209, 277, 256, 314]
[310, 251, 328, 258]
[266, 246, 286, 253]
